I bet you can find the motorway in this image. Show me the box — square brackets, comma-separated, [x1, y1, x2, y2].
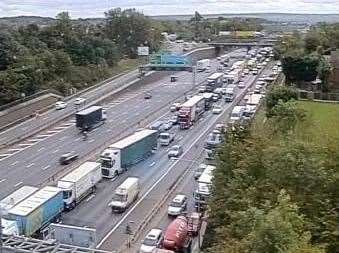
[122, 64, 275, 253]
[0, 56, 230, 199]
[88, 61, 274, 251]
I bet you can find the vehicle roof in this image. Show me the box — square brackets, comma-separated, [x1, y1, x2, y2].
[59, 162, 100, 183]
[146, 228, 162, 238]
[207, 72, 224, 80]
[117, 177, 139, 193]
[0, 186, 38, 212]
[76, 106, 102, 115]
[232, 105, 246, 113]
[9, 186, 61, 217]
[172, 194, 186, 202]
[110, 129, 158, 149]
[181, 95, 204, 108]
[198, 165, 215, 184]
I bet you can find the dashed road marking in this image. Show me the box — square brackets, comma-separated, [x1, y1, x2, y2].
[18, 143, 33, 147]
[26, 163, 35, 168]
[38, 147, 45, 152]
[14, 182, 23, 187]
[11, 161, 19, 166]
[52, 149, 59, 154]
[0, 179, 7, 183]
[0, 153, 12, 157]
[42, 165, 51, 171]
[149, 162, 156, 167]
[86, 194, 96, 202]
[88, 139, 95, 143]
[8, 148, 22, 152]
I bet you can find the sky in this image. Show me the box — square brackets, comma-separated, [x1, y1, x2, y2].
[0, 0, 338, 18]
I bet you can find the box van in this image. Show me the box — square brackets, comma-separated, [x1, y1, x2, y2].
[229, 106, 245, 124]
[109, 177, 140, 212]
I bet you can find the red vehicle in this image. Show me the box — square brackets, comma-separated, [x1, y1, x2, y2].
[162, 216, 192, 253]
[178, 96, 205, 129]
[187, 212, 202, 236]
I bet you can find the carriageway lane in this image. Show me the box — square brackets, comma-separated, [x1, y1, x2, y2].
[0, 60, 221, 199]
[96, 64, 262, 251]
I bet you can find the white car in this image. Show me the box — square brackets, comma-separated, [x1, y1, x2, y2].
[74, 97, 86, 105]
[139, 228, 163, 253]
[212, 105, 222, 114]
[55, 101, 67, 110]
[168, 194, 187, 216]
[238, 81, 245, 89]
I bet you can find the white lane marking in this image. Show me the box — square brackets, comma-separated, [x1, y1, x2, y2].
[18, 143, 33, 147]
[8, 148, 22, 152]
[14, 182, 23, 187]
[106, 129, 112, 132]
[86, 194, 96, 202]
[96, 101, 229, 248]
[11, 161, 19, 166]
[47, 130, 60, 134]
[36, 134, 52, 138]
[52, 149, 59, 154]
[38, 147, 45, 152]
[88, 139, 95, 143]
[149, 162, 156, 167]
[75, 138, 80, 141]
[26, 163, 35, 168]
[0, 154, 11, 157]
[42, 165, 51, 171]
[28, 139, 40, 142]
[0, 179, 7, 183]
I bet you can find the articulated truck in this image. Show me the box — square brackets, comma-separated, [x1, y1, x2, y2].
[100, 129, 158, 178]
[178, 96, 205, 129]
[0, 186, 38, 236]
[57, 162, 102, 210]
[5, 186, 63, 237]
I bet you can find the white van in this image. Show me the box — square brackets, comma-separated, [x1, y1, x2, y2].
[109, 177, 140, 213]
[229, 106, 245, 124]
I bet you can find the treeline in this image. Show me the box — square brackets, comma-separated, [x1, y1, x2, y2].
[203, 86, 338, 253]
[0, 9, 162, 106]
[274, 23, 339, 91]
[160, 12, 263, 42]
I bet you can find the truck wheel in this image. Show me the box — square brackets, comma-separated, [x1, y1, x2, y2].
[114, 171, 119, 177]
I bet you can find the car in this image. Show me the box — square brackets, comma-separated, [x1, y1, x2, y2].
[238, 81, 245, 89]
[163, 121, 173, 131]
[168, 145, 183, 158]
[55, 101, 67, 110]
[212, 105, 222, 114]
[170, 102, 181, 112]
[59, 152, 79, 165]
[139, 228, 163, 253]
[169, 115, 178, 125]
[144, 92, 152, 99]
[198, 86, 206, 93]
[74, 97, 86, 105]
[194, 163, 207, 180]
[215, 123, 226, 134]
[149, 121, 164, 131]
[212, 94, 220, 102]
[167, 194, 187, 216]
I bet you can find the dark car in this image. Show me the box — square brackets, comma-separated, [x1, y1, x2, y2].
[59, 152, 79, 165]
[144, 92, 152, 99]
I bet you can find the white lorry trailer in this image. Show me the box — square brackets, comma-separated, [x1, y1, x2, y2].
[109, 177, 140, 212]
[0, 186, 38, 236]
[6, 186, 63, 237]
[100, 129, 158, 178]
[196, 59, 210, 72]
[57, 161, 102, 210]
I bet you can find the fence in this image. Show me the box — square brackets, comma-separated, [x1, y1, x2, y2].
[298, 90, 339, 102]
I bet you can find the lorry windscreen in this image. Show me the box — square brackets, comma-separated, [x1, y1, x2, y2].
[101, 158, 113, 168]
[63, 190, 72, 199]
[113, 193, 127, 202]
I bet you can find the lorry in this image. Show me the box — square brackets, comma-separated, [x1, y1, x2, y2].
[100, 129, 158, 178]
[75, 106, 106, 131]
[194, 165, 215, 211]
[5, 186, 63, 237]
[206, 73, 223, 91]
[202, 93, 213, 110]
[163, 216, 191, 253]
[159, 132, 175, 146]
[109, 177, 140, 212]
[224, 69, 241, 85]
[196, 59, 210, 72]
[178, 95, 205, 129]
[57, 162, 102, 210]
[0, 186, 38, 236]
[229, 106, 246, 125]
[224, 87, 235, 102]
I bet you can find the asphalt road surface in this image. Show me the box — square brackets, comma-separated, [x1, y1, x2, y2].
[0, 57, 229, 199]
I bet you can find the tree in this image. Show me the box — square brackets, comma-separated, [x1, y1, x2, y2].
[265, 85, 298, 115]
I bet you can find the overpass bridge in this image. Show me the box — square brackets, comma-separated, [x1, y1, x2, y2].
[208, 41, 275, 47]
